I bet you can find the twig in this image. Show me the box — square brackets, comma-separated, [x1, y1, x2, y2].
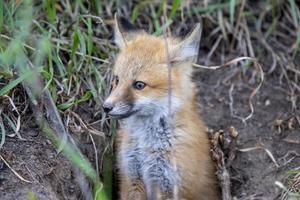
[81, 14, 104, 23]
[283, 139, 300, 144]
[0, 154, 32, 183]
[59, 46, 109, 63]
[205, 35, 222, 65]
[229, 84, 243, 121]
[4, 95, 23, 140]
[279, 151, 299, 166]
[230, 0, 246, 51]
[0, 122, 4, 151]
[89, 133, 99, 177]
[67, 110, 105, 137]
[162, 12, 178, 200]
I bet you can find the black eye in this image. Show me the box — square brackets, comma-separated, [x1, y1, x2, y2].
[114, 75, 119, 85]
[133, 81, 146, 90]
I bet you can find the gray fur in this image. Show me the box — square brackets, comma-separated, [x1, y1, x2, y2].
[120, 112, 178, 198]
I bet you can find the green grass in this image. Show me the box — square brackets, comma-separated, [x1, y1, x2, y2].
[0, 0, 113, 199]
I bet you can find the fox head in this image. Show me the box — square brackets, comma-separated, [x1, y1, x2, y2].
[103, 15, 202, 119]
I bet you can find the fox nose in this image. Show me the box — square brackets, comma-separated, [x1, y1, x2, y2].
[103, 103, 113, 113]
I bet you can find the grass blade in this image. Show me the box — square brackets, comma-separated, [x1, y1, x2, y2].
[43, 0, 56, 23]
[0, 0, 3, 32]
[170, 0, 181, 19]
[230, 0, 236, 25]
[131, 5, 140, 23]
[289, 0, 299, 28]
[0, 116, 5, 149]
[0, 67, 42, 96]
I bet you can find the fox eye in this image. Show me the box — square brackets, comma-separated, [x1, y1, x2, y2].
[133, 81, 146, 90]
[113, 75, 119, 86]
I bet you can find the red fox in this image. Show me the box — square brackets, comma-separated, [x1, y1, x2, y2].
[103, 16, 219, 200]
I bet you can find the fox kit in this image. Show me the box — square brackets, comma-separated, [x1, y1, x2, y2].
[103, 16, 219, 200]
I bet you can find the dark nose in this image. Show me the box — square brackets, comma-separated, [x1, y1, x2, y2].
[103, 103, 113, 113]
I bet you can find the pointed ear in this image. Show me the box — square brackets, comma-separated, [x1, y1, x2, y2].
[170, 23, 202, 63]
[114, 14, 142, 48]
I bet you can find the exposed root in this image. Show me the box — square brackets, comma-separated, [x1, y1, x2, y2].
[193, 56, 264, 123]
[239, 140, 279, 168]
[209, 127, 239, 200]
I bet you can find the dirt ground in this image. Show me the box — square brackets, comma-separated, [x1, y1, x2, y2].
[0, 126, 84, 199]
[196, 61, 300, 199]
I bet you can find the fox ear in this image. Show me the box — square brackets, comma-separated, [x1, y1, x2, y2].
[114, 14, 141, 48]
[171, 23, 202, 63]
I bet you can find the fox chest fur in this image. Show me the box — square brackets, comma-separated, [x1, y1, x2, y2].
[120, 115, 177, 196]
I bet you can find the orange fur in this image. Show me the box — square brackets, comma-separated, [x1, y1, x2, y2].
[106, 17, 220, 199]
